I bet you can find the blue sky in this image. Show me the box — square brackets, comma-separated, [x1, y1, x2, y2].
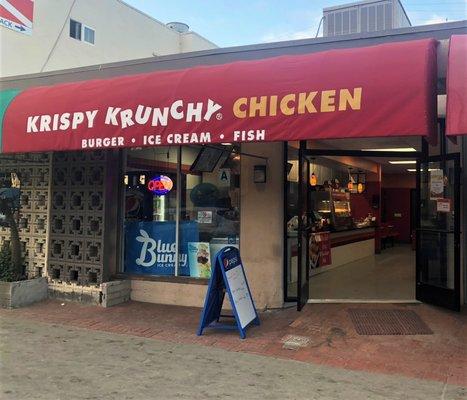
[125, 0, 467, 47]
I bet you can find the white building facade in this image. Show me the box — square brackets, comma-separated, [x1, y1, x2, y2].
[0, 0, 217, 77]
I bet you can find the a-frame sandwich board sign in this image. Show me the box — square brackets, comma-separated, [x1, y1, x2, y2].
[197, 246, 260, 339]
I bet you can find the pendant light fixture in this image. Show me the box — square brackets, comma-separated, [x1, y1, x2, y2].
[347, 167, 353, 191]
[357, 170, 365, 193]
[310, 172, 317, 186]
[310, 158, 317, 186]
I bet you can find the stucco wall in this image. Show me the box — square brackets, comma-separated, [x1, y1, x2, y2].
[180, 32, 217, 53]
[0, 0, 217, 77]
[239, 142, 284, 310]
[130, 280, 208, 308]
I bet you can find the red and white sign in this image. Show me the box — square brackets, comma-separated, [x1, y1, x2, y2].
[310, 231, 332, 269]
[429, 169, 444, 199]
[436, 198, 451, 213]
[1, 39, 437, 153]
[0, 0, 34, 35]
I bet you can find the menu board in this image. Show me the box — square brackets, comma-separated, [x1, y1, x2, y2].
[197, 246, 259, 338]
[190, 147, 223, 172]
[223, 256, 257, 329]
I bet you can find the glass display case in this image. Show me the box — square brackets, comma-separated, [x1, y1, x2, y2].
[310, 190, 353, 231]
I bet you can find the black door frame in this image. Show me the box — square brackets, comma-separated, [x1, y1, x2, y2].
[283, 140, 462, 311]
[283, 144, 424, 305]
[297, 141, 310, 310]
[283, 143, 299, 303]
[415, 153, 461, 311]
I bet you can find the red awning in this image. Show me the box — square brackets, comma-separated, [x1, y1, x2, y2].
[446, 35, 467, 136]
[1, 38, 437, 154]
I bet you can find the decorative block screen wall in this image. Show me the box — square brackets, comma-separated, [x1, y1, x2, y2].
[48, 151, 107, 286]
[0, 153, 51, 278]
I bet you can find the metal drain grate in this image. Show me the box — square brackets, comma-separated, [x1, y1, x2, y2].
[281, 334, 311, 350]
[348, 309, 433, 335]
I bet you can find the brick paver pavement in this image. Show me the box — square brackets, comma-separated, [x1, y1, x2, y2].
[1, 300, 465, 387]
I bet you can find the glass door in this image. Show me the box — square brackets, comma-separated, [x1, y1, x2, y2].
[284, 144, 299, 301]
[297, 142, 310, 310]
[416, 154, 461, 311]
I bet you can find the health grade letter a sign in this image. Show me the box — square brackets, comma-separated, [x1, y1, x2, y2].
[124, 221, 198, 276]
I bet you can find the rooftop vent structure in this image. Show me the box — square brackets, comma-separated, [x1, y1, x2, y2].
[166, 22, 190, 34]
[323, 0, 411, 37]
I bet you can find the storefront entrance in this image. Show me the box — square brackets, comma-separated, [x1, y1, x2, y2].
[286, 140, 462, 312]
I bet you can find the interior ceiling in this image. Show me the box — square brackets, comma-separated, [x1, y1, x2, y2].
[312, 136, 422, 174]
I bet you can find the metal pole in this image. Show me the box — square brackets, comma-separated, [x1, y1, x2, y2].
[174, 147, 181, 276]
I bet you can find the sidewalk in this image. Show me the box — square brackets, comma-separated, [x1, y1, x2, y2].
[1, 300, 466, 387]
[3, 314, 464, 400]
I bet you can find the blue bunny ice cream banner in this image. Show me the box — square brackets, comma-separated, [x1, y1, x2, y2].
[124, 221, 199, 276]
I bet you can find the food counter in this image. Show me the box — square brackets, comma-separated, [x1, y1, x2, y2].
[330, 227, 376, 247]
[286, 226, 376, 282]
[310, 226, 376, 276]
[286, 185, 379, 283]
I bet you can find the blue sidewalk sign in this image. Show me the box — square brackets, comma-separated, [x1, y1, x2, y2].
[197, 246, 260, 339]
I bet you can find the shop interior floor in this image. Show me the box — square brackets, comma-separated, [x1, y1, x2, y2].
[309, 244, 415, 300]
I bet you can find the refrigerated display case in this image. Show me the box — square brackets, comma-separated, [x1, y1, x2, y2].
[310, 190, 353, 231]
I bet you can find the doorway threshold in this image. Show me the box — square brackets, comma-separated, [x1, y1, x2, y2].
[307, 299, 420, 304]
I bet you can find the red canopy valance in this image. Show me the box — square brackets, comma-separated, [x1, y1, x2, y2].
[446, 35, 467, 136]
[0, 38, 437, 154]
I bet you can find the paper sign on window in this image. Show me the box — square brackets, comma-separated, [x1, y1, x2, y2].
[197, 211, 212, 224]
[430, 169, 444, 199]
[436, 198, 451, 213]
[218, 169, 231, 187]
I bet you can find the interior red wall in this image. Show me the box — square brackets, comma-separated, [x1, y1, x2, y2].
[381, 188, 412, 242]
[382, 173, 416, 188]
[350, 181, 381, 222]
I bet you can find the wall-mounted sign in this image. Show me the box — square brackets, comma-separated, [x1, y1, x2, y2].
[0, 0, 34, 35]
[253, 165, 267, 184]
[147, 175, 173, 196]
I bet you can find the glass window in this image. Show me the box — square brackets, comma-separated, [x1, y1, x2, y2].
[122, 145, 241, 279]
[70, 19, 82, 40]
[84, 26, 95, 44]
[123, 147, 179, 276]
[180, 145, 240, 278]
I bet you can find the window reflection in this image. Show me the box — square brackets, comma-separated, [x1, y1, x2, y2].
[123, 146, 240, 279]
[180, 146, 240, 278]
